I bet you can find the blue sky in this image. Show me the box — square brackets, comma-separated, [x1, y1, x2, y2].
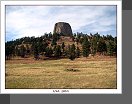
[6, 5, 116, 41]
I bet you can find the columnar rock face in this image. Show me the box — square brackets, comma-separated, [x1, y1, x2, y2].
[53, 22, 73, 36]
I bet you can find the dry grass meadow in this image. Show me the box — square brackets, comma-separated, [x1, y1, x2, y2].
[5, 56, 117, 89]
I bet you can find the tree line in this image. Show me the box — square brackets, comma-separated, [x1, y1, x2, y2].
[5, 32, 117, 60]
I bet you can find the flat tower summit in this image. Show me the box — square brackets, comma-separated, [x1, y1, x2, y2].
[53, 22, 73, 36]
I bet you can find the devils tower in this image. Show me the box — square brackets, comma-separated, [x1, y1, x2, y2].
[53, 22, 73, 36]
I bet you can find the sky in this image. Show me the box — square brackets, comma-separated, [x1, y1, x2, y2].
[6, 5, 117, 41]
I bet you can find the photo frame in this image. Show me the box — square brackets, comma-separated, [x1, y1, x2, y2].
[1, 1, 122, 94]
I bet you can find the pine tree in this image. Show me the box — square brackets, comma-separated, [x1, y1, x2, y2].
[15, 46, 19, 56]
[97, 38, 107, 55]
[82, 37, 90, 58]
[107, 40, 114, 56]
[33, 43, 39, 60]
[54, 45, 61, 58]
[69, 44, 76, 60]
[61, 42, 65, 56]
[91, 37, 97, 57]
[113, 37, 117, 55]
[45, 47, 53, 57]
[5, 44, 15, 60]
[26, 44, 30, 55]
[51, 39, 57, 46]
[76, 47, 80, 58]
[20, 44, 26, 58]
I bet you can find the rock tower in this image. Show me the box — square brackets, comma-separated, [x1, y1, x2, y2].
[53, 22, 72, 36]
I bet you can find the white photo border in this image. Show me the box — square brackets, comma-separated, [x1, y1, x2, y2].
[0, 1, 122, 94]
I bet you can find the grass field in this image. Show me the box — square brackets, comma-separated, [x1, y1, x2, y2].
[5, 56, 117, 89]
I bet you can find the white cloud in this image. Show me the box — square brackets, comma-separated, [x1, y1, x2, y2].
[6, 6, 116, 41]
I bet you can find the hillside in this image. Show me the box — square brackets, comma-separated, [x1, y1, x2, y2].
[5, 32, 117, 60]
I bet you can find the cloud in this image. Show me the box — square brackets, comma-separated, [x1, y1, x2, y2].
[6, 5, 116, 41]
